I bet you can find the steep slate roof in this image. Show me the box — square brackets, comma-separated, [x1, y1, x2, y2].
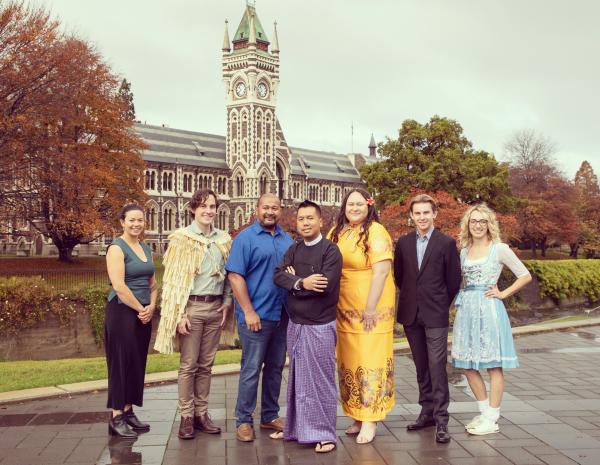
[290, 146, 362, 183]
[134, 124, 228, 170]
[134, 123, 362, 183]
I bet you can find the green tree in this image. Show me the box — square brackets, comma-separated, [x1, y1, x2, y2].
[117, 78, 136, 121]
[360, 116, 516, 212]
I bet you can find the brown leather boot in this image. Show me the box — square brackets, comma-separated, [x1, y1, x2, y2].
[178, 416, 195, 439]
[194, 412, 221, 434]
[236, 423, 254, 442]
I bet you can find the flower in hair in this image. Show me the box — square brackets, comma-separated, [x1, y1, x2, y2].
[366, 197, 375, 206]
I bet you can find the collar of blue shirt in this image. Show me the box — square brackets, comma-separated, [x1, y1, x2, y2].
[250, 220, 284, 236]
[416, 227, 435, 242]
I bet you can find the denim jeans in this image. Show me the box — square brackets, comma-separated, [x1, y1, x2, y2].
[235, 314, 288, 426]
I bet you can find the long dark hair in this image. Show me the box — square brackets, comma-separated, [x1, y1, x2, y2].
[330, 188, 379, 257]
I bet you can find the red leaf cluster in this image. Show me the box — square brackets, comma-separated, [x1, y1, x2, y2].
[380, 189, 519, 244]
[1, 2, 147, 261]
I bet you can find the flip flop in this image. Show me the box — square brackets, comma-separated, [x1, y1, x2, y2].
[315, 441, 336, 453]
[269, 431, 284, 440]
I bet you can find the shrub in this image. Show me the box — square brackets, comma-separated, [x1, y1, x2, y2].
[526, 259, 600, 302]
[0, 276, 78, 335]
[66, 285, 110, 346]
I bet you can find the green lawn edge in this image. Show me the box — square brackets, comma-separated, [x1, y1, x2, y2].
[0, 349, 241, 393]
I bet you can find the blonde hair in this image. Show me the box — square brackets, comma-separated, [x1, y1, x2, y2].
[459, 203, 501, 248]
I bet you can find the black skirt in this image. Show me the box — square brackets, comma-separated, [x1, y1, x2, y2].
[104, 298, 152, 410]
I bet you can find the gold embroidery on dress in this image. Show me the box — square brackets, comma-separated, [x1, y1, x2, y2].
[338, 307, 395, 325]
[338, 358, 394, 412]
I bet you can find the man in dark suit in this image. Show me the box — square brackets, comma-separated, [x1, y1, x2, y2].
[393, 194, 461, 443]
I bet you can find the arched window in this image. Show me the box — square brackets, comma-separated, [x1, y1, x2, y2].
[183, 206, 192, 227]
[235, 175, 245, 197]
[234, 208, 244, 228]
[145, 204, 157, 231]
[217, 206, 230, 230]
[163, 205, 175, 231]
[260, 174, 268, 195]
[145, 170, 151, 190]
[162, 173, 173, 191]
[275, 161, 284, 199]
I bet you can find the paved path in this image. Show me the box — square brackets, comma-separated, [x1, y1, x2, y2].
[2, 327, 600, 465]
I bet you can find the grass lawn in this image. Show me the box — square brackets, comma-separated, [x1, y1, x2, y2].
[0, 349, 241, 393]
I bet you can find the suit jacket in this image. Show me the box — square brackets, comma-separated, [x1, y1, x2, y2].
[394, 228, 461, 327]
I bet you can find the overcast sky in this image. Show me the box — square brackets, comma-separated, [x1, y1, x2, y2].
[44, 0, 599, 177]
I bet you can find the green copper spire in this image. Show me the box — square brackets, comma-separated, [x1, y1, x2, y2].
[232, 3, 269, 45]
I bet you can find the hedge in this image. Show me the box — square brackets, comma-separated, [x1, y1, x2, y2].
[1, 260, 599, 341]
[526, 259, 600, 302]
[0, 276, 110, 345]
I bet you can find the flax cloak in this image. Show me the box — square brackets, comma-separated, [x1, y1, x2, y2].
[153, 228, 235, 354]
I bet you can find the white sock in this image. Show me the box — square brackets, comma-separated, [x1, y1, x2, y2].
[484, 406, 500, 422]
[476, 399, 489, 414]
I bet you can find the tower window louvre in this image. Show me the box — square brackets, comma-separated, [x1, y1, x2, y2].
[334, 160, 344, 172]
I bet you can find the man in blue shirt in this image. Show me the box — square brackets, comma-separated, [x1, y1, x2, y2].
[226, 193, 293, 442]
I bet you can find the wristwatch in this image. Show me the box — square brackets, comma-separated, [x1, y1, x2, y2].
[293, 278, 303, 290]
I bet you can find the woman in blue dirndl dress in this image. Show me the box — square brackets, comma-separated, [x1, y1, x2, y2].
[452, 204, 531, 436]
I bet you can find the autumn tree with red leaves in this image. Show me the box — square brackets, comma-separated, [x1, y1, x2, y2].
[0, 2, 146, 261]
[505, 130, 579, 257]
[380, 189, 519, 245]
[572, 161, 600, 258]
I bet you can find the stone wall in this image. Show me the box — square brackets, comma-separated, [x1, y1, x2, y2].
[0, 307, 161, 361]
[519, 277, 591, 311]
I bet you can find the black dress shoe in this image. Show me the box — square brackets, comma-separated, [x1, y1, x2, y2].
[435, 424, 451, 443]
[406, 415, 436, 431]
[108, 414, 137, 438]
[124, 409, 150, 432]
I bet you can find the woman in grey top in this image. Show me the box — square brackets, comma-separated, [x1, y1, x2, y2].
[105, 204, 157, 438]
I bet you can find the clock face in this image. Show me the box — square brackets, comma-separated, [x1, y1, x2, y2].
[257, 82, 268, 98]
[235, 81, 246, 97]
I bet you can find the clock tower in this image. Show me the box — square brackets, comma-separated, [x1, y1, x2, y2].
[222, 3, 284, 207]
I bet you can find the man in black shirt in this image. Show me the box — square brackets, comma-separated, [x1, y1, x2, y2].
[272, 200, 342, 453]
